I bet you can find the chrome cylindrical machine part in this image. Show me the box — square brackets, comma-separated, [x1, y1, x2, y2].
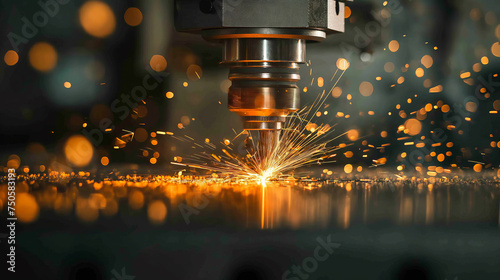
[174, 0, 349, 131]
[222, 38, 305, 130]
[174, 0, 349, 167]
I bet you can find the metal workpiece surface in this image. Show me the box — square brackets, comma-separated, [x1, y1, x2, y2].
[3, 174, 500, 279]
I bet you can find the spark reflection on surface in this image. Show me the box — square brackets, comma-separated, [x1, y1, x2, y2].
[2, 172, 499, 229]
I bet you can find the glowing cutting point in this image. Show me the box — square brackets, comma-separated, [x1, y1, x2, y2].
[260, 176, 267, 186]
[260, 169, 273, 186]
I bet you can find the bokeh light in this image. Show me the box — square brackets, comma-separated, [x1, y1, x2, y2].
[473, 164, 483, 173]
[421, 55, 433, 68]
[7, 154, 21, 169]
[336, 58, 350, 70]
[4, 50, 19, 66]
[79, 1, 116, 38]
[481, 56, 489, 65]
[344, 6, 351, 18]
[317, 77, 324, 87]
[101, 156, 109, 166]
[150, 55, 167, 71]
[129, 190, 144, 210]
[493, 100, 500, 111]
[347, 129, 359, 141]
[124, 7, 143, 26]
[492, 42, 500, 57]
[465, 102, 478, 112]
[344, 164, 353, 174]
[404, 119, 422, 136]
[473, 63, 482, 72]
[29, 42, 57, 72]
[331, 87, 342, 98]
[147, 200, 168, 224]
[359, 81, 374, 96]
[16, 193, 39, 223]
[384, 62, 395, 72]
[388, 40, 399, 52]
[415, 68, 424, 78]
[134, 128, 148, 142]
[64, 135, 94, 167]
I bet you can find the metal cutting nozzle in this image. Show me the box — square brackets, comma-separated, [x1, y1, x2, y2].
[224, 38, 303, 131]
[174, 0, 350, 164]
[223, 38, 304, 165]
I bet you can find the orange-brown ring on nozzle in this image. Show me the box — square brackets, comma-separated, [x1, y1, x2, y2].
[223, 37, 305, 131]
[242, 116, 287, 130]
[201, 28, 327, 42]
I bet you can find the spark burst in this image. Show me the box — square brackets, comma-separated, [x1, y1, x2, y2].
[172, 67, 349, 183]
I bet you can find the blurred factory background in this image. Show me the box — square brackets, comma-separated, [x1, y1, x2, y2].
[1, 0, 500, 175]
